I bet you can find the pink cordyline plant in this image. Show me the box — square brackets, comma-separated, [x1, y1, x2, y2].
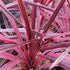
[0, 0, 70, 70]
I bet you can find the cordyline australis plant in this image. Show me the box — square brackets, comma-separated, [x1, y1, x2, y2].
[0, 0, 70, 70]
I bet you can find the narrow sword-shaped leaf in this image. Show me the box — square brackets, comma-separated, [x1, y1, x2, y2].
[50, 46, 70, 69]
[43, 0, 66, 33]
[0, 39, 38, 53]
[17, 0, 32, 40]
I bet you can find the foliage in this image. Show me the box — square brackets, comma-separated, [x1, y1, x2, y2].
[0, 0, 70, 70]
